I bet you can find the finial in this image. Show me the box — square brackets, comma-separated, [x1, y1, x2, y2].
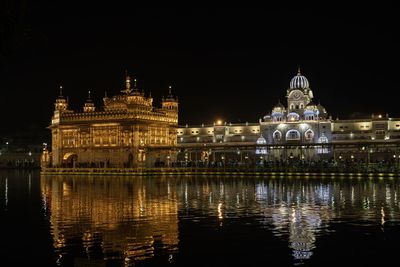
[149, 91, 152, 97]
[88, 90, 91, 100]
[297, 65, 301, 75]
[59, 85, 63, 96]
[104, 91, 108, 98]
[168, 85, 172, 95]
[134, 78, 137, 88]
[125, 73, 131, 91]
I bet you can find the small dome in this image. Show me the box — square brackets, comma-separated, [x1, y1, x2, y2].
[256, 135, 267, 145]
[272, 101, 285, 113]
[305, 101, 317, 109]
[317, 103, 327, 114]
[290, 68, 310, 89]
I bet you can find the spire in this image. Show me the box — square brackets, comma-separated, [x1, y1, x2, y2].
[125, 72, 131, 91]
[59, 85, 63, 97]
[87, 90, 93, 102]
[55, 85, 68, 111]
[134, 78, 137, 88]
[122, 71, 133, 95]
[104, 91, 108, 98]
[297, 65, 301, 75]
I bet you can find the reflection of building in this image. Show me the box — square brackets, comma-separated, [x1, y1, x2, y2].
[40, 175, 179, 265]
[178, 68, 400, 162]
[47, 73, 178, 168]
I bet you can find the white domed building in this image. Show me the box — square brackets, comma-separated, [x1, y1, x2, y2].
[260, 68, 332, 160]
[177, 67, 400, 164]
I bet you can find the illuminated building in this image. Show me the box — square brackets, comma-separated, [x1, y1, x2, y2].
[46, 73, 178, 168]
[178, 68, 400, 162]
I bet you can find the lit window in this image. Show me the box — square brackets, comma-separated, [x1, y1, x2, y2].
[273, 130, 282, 141]
[286, 130, 300, 140]
[305, 129, 314, 141]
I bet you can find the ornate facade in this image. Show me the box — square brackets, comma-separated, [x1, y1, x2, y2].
[178, 69, 400, 162]
[47, 74, 178, 168]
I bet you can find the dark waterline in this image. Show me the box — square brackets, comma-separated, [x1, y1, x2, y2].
[1, 171, 400, 266]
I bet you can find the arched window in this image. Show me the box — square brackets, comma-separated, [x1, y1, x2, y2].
[305, 129, 314, 141]
[273, 130, 282, 141]
[286, 130, 300, 140]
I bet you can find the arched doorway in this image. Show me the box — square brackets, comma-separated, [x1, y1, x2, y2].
[63, 153, 78, 168]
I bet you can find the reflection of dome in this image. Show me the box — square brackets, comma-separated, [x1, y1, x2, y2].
[290, 68, 309, 89]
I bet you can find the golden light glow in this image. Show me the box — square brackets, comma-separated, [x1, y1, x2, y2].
[49, 74, 179, 168]
[218, 203, 223, 219]
[216, 120, 223, 125]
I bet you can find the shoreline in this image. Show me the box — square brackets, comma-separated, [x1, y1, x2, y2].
[39, 167, 400, 177]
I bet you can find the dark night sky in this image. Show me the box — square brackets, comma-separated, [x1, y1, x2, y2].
[0, 4, 398, 136]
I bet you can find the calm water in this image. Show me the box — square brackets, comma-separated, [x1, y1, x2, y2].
[1, 171, 400, 266]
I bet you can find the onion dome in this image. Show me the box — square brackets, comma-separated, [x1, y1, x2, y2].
[290, 67, 310, 89]
[272, 100, 285, 113]
[305, 101, 317, 110]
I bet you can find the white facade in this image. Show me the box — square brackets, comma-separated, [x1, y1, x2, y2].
[177, 69, 400, 161]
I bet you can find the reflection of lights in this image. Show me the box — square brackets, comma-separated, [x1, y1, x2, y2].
[5, 177, 8, 207]
[55, 235, 66, 249]
[56, 254, 63, 266]
[291, 207, 296, 223]
[381, 207, 385, 226]
[218, 203, 223, 219]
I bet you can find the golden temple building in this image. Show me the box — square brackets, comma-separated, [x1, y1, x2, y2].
[47, 73, 178, 168]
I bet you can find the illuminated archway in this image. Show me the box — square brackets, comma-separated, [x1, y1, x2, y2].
[63, 152, 78, 168]
[286, 130, 300, 141]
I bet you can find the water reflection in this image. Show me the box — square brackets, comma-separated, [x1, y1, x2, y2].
[41, 176, 179, 266]
[174, 177, 400, 265]
[39, 175, 400, 266]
